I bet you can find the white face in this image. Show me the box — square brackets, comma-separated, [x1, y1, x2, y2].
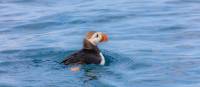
[88, 32, 103, 45]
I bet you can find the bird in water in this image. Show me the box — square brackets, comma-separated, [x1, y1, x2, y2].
[62, 31, 108, 71]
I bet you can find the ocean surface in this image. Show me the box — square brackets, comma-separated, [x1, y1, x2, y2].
[0, 0, 200, 87]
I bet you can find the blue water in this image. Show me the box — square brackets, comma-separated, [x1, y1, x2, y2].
[0, 0, 200, 87]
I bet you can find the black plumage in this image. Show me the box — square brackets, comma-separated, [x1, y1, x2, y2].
[62, 39, 102, 65]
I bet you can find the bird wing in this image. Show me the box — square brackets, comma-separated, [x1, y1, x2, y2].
[61, 51, 84, 65]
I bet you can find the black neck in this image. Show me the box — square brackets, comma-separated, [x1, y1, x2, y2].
[83, 39, 99, 52]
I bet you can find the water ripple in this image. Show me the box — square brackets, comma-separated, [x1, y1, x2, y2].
[1, 0, 200, 87]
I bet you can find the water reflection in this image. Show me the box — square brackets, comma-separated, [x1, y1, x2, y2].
[81, 65, 102, 87]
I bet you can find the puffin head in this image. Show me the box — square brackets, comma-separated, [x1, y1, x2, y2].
[85, 31, 108, 46]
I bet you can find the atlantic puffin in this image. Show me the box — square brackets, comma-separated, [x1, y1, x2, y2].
[62, 31, 109, 66]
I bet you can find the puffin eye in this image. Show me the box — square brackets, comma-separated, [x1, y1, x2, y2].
[96, 34, 99, 38]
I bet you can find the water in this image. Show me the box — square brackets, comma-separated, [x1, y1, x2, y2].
[0, 0, 200, 87]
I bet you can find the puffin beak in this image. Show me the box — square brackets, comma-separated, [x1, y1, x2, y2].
[100, 33, 109, 42]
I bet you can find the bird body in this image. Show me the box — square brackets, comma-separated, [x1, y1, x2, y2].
[62, 31, 108, 65]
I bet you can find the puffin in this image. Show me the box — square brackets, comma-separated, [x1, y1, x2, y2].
[62, 31, 109, 66]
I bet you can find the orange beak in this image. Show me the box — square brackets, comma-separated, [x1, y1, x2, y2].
[100, 33, 109, 42]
